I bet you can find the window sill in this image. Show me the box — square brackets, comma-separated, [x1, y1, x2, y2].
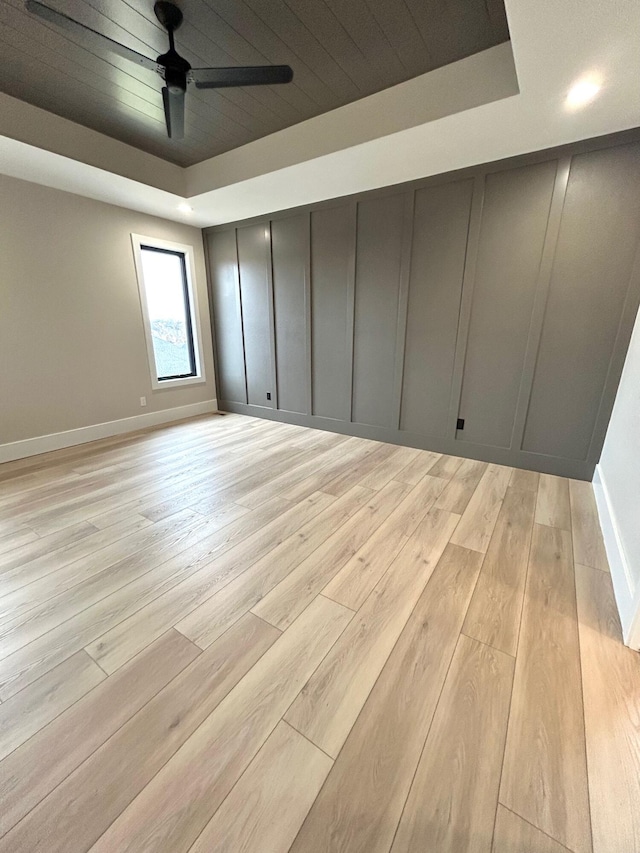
[151, 375, 207, 391]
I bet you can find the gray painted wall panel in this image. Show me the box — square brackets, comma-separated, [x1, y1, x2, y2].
[352, 193, 406, 428]
[206, 229, 246, 404]
[523, 143, 640, 459]
[271, 214, 309, 414]
[400, 179, 474, 436]
[457, 161, 557, 448]
[206, 132, 640, 480]
[310, 205, 353, 420]
[236, 224, 274, 409]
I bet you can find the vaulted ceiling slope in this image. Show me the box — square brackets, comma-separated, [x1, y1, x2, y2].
[0, 0, 509, 166]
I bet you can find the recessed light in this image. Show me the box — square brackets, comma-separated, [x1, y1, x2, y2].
[177, 202, 192, 213]
[566, 78, 601, 109]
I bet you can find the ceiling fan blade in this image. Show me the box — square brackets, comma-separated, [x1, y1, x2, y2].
[192, 65, 293, 89]
[162, 86, 185, 140]
[25, 0, 158, 72]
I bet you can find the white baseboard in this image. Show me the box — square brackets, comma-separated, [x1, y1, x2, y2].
[0, 399, 218, 464]
[593, 465, 640, 650]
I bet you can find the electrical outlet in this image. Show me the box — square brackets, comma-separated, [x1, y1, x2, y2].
[140, 396, 147, 407]
[266, 392, 271, 401]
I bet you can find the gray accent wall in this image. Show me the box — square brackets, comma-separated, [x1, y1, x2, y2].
[205, 133, 640, 480]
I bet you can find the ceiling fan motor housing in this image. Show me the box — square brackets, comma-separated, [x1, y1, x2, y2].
[159, 51, 191, 94]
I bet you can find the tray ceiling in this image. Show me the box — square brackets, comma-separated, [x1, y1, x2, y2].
[0, 0, 509, 166]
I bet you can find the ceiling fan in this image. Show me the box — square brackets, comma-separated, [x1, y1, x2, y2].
[24, 0, 294, 140]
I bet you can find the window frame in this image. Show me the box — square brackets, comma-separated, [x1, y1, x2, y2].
[131, 234, 206, 391]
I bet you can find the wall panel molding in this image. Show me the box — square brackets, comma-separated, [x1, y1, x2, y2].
[510, 157, 571, 453]
[447, 174, 485, 439]
[391, 191, 416, 430]
[265, 220, 279, 412]
[346, 201, 358, 424]
[304, 211, 313, 417]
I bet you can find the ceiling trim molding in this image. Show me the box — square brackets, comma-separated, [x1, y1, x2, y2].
[184, 43, 518, 196]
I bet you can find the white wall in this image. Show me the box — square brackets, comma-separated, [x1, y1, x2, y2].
[595, 305, 640, 648]
[0, 174, 216, 460]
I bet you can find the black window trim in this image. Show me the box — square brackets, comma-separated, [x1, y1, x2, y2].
[140, 244, 198, 382]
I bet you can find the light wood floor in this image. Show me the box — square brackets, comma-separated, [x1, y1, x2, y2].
[0, 414, 638, 853]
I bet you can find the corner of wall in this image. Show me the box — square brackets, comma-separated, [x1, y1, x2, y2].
[593, 464, 640, 649]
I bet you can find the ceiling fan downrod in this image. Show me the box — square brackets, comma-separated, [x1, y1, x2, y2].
[154, 2, 190, 94]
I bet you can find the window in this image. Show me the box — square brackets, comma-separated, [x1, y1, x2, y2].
[132, 235, 205, 390]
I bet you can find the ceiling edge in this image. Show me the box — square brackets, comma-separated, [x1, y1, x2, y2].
[0, 92, 185, 196]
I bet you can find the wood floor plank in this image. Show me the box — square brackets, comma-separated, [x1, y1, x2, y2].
[391, 634, 514, 853]
[0, 508, 208, 629]
[0, 498, 291, 699]
[463, 486, 536, 656]
[0, 527, 39, 557]
[427, 454, 464, 480]
[69, 433, 273, 520]
[0, 629, 200, 838]
[12, 464, 198, 535]
[434, 457, 488, 514]
[189, 720, 332, 853]
[235, 440, 356, 509]
[91, 505, 153, 530]
[450, 463, 513, 553]
[1, 470, 126, 523]
[85, 596, 352, 853]
[493, 806, 573, 853]
[175, 486, 371, 649]
[0, 514, 154, 594]
[89, 505, 159, 530]
[0, 649, 104, 761]
[84, 492, 336, 673]
[0, 521, 97, 573]
[286, 508, 460, 757]
[0, 614, 279, 853]
[188, 444, 317, 511]
[252, 479, 412, 630]
[323, 474, 446, 610]
[569, 480, 609, 572]
[393, 450, 441, 485]
[20, 438, 289, 535]
[289, 544, 483, 853]
[576, 563, 640, 853]
[322, 528, 408, 612]
[321, 443, 399, 497]
[510, 467, 540, 492]
[536, 474, 571, 530]
[358, 446, 423, 490]
[280, 441, 375, 502]
[500, 524, 592, 853]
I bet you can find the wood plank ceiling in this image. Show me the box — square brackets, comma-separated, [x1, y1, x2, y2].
[0, 0, 510, 166]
